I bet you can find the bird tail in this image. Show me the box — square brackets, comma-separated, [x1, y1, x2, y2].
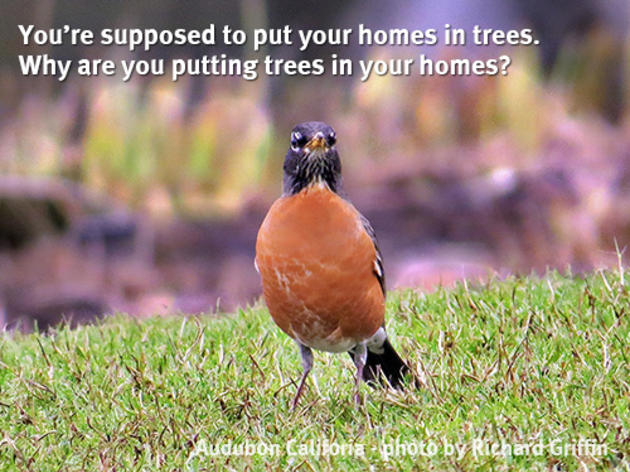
[362, 339, 415, 389]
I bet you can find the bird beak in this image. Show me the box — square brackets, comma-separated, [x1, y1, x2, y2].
[305, 132, 327, 153]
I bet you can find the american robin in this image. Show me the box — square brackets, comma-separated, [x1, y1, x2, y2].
[256, 121, 414, 408]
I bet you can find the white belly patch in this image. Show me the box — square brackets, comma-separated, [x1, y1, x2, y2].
[296, 334, 357, 353]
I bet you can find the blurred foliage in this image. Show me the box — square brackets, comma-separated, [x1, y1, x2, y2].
[1, 0, 630, 323]
[1, 34, 629, 218]
[0, 0, 628, 219]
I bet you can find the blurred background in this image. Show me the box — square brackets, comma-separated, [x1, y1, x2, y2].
[1, 0, 629, 331]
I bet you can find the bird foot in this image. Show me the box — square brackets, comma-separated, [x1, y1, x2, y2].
[290, 389, 303, 411]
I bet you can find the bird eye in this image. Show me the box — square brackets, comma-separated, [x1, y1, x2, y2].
[290, 131, 307, 151]
[327, 132, 337, 146]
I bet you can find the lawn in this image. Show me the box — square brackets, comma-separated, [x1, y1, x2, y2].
[0, 270, 628, 471]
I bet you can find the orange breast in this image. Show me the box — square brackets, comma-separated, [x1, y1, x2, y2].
[255, 185, 384, 352]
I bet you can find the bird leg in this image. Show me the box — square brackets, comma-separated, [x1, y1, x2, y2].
[351, 343, 367, 405]
[291, 343, 313, 410]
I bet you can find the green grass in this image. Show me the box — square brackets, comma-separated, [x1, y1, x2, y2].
[1, 270, 629, 471]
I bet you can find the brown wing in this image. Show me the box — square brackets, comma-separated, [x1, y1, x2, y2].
[359, 213, 386, 296]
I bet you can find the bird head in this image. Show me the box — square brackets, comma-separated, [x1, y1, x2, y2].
[282, 121, 342, 195]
